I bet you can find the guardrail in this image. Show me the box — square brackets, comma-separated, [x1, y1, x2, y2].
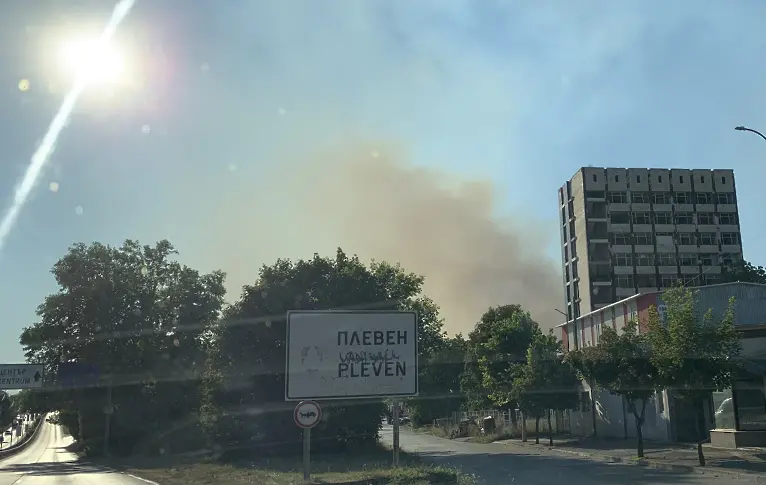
[0, 415, 45, 459]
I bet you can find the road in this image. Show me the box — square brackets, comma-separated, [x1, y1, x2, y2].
[381, 425, 758, 485]
[0, 420, 150, 485]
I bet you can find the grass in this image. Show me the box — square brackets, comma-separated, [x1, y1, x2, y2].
[96, 444, 470, 485]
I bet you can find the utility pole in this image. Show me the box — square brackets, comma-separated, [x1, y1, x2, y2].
[103, 379, 113, 456]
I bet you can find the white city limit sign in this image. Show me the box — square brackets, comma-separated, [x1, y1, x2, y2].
[285, 311, 419, 401]
[0, 364, 44, 389]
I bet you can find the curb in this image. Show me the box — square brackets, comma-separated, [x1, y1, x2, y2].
[499, 441, 766, 482]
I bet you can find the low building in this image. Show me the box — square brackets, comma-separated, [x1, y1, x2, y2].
[557, 282, 766, 447]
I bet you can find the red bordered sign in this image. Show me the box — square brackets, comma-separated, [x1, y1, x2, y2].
[294, 400, 322, 429]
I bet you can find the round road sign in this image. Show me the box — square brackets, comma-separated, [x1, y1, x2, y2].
[294, 400, 322, 429]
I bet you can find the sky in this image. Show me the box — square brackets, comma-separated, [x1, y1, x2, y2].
[0, 0, 765, 363]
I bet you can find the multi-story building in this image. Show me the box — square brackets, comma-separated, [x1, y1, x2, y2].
[558, 167, 742, 321]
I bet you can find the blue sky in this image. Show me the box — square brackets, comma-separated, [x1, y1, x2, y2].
[0, 0, 765, 362]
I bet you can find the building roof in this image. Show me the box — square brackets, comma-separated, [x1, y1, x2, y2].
[554, 281, 766, 329]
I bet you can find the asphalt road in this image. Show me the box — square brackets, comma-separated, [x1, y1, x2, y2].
[381, 425, 759, 485]
[0, 420, 150, 485]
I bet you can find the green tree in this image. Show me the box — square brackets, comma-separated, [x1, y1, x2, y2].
[646, 286, 740, 466]
[20, 240, 226, 455]
[407, 335, 466, 426]
[0, 392, 12, 432]
[567, 322, 661, 457]
[460, 306, 540, 412]
[721, 259, 766, 284]
[513, 333, 579, 445]
[201, 249, 444, 454]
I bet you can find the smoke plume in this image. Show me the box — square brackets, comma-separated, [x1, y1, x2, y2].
[200, 135, 564, 334]
[295, 141, 564, 333]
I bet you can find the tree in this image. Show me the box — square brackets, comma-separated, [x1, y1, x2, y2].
[460, 305, 540, 412]
[407, 335, 466, 426]
[721, 259, 766, 284]
[201, 249, 444, 454]
[567, 322, 661, 457]
[646, 286, 740, 466]
[20, 240, 226, 455]
[513, 333, 579, 445]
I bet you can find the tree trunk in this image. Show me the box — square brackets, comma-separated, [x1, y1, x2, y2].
[631, 399, 647, 458]
[547, 410, 553, 446]
[693, 398, 706, 466]
[590, 378, 597, 437]
[535, 416, 540, 444]
[520, 410, 527, 442]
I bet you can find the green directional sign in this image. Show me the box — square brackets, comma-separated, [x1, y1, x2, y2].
[0, 364, 44, 389]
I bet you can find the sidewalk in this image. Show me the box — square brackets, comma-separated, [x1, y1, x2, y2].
[496, 435, 766, 480]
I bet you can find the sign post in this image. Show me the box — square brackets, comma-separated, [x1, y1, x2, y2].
[294, 400, 322, 483]
[285, 310, 418, 470]
[392, 398, 400, 467]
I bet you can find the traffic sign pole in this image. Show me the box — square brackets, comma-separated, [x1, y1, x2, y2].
[392, 398, 400, 467]
[294, 400, 321, 484]
[303, 427, 311, 483]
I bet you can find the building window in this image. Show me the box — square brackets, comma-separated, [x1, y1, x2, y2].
[593, 174, 597, 182]
[697, 212, 715, 225]
[636, 254, 654, 266]
[636, 275, 657, 288]
[613, 254, 633, 266]
[683, 275, 699, 285]
[654, 212, 672, 225]
[716, 192, 735, 204]
[632, 212, 651, 224]
[615, 175, 619, 182]
[678, 233, 696, 245]
[675, 192, 691, 204]
[701, 175, 706, 183]
[616, 274, 634, 288]
[721, 233, 740, 245]
[679, 175, 685, 184]
[698, 232, 717, 245]
[634, 233, 653, 245]
[658, 175, 663, 183]
[611, 212, 630, 224]
[608, 191, 628, 203]
[705, 275, 722, 285]
[637, 175, 641, 183]
[632, 192, 650, 203]
[721, 176, 726, 184]
[611, 233, 631, 245]
[721, 253, 740, 266]
[697, 193, 714, 204]
[699, 253, 717, 266]
[657, 253, 676, 266]
[719, 213, 738, 225]
[675, 212, 694, 225]
[678, 253, 698, 266]
[661, 275, 678, 288]
[652, 192, 670, 204]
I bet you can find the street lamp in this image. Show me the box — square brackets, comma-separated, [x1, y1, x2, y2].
[734, 125, 766, 142]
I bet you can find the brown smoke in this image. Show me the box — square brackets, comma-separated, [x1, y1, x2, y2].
[192, 128, 563, 334]
[281, 139, 563, 333]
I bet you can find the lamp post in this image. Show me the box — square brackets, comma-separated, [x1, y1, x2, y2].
[734, 125, 766, 143]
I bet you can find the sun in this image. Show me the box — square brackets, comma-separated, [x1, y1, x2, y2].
[57, 38, 127, 87]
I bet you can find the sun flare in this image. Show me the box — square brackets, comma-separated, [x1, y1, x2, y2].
[57, 38, 127, 87]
